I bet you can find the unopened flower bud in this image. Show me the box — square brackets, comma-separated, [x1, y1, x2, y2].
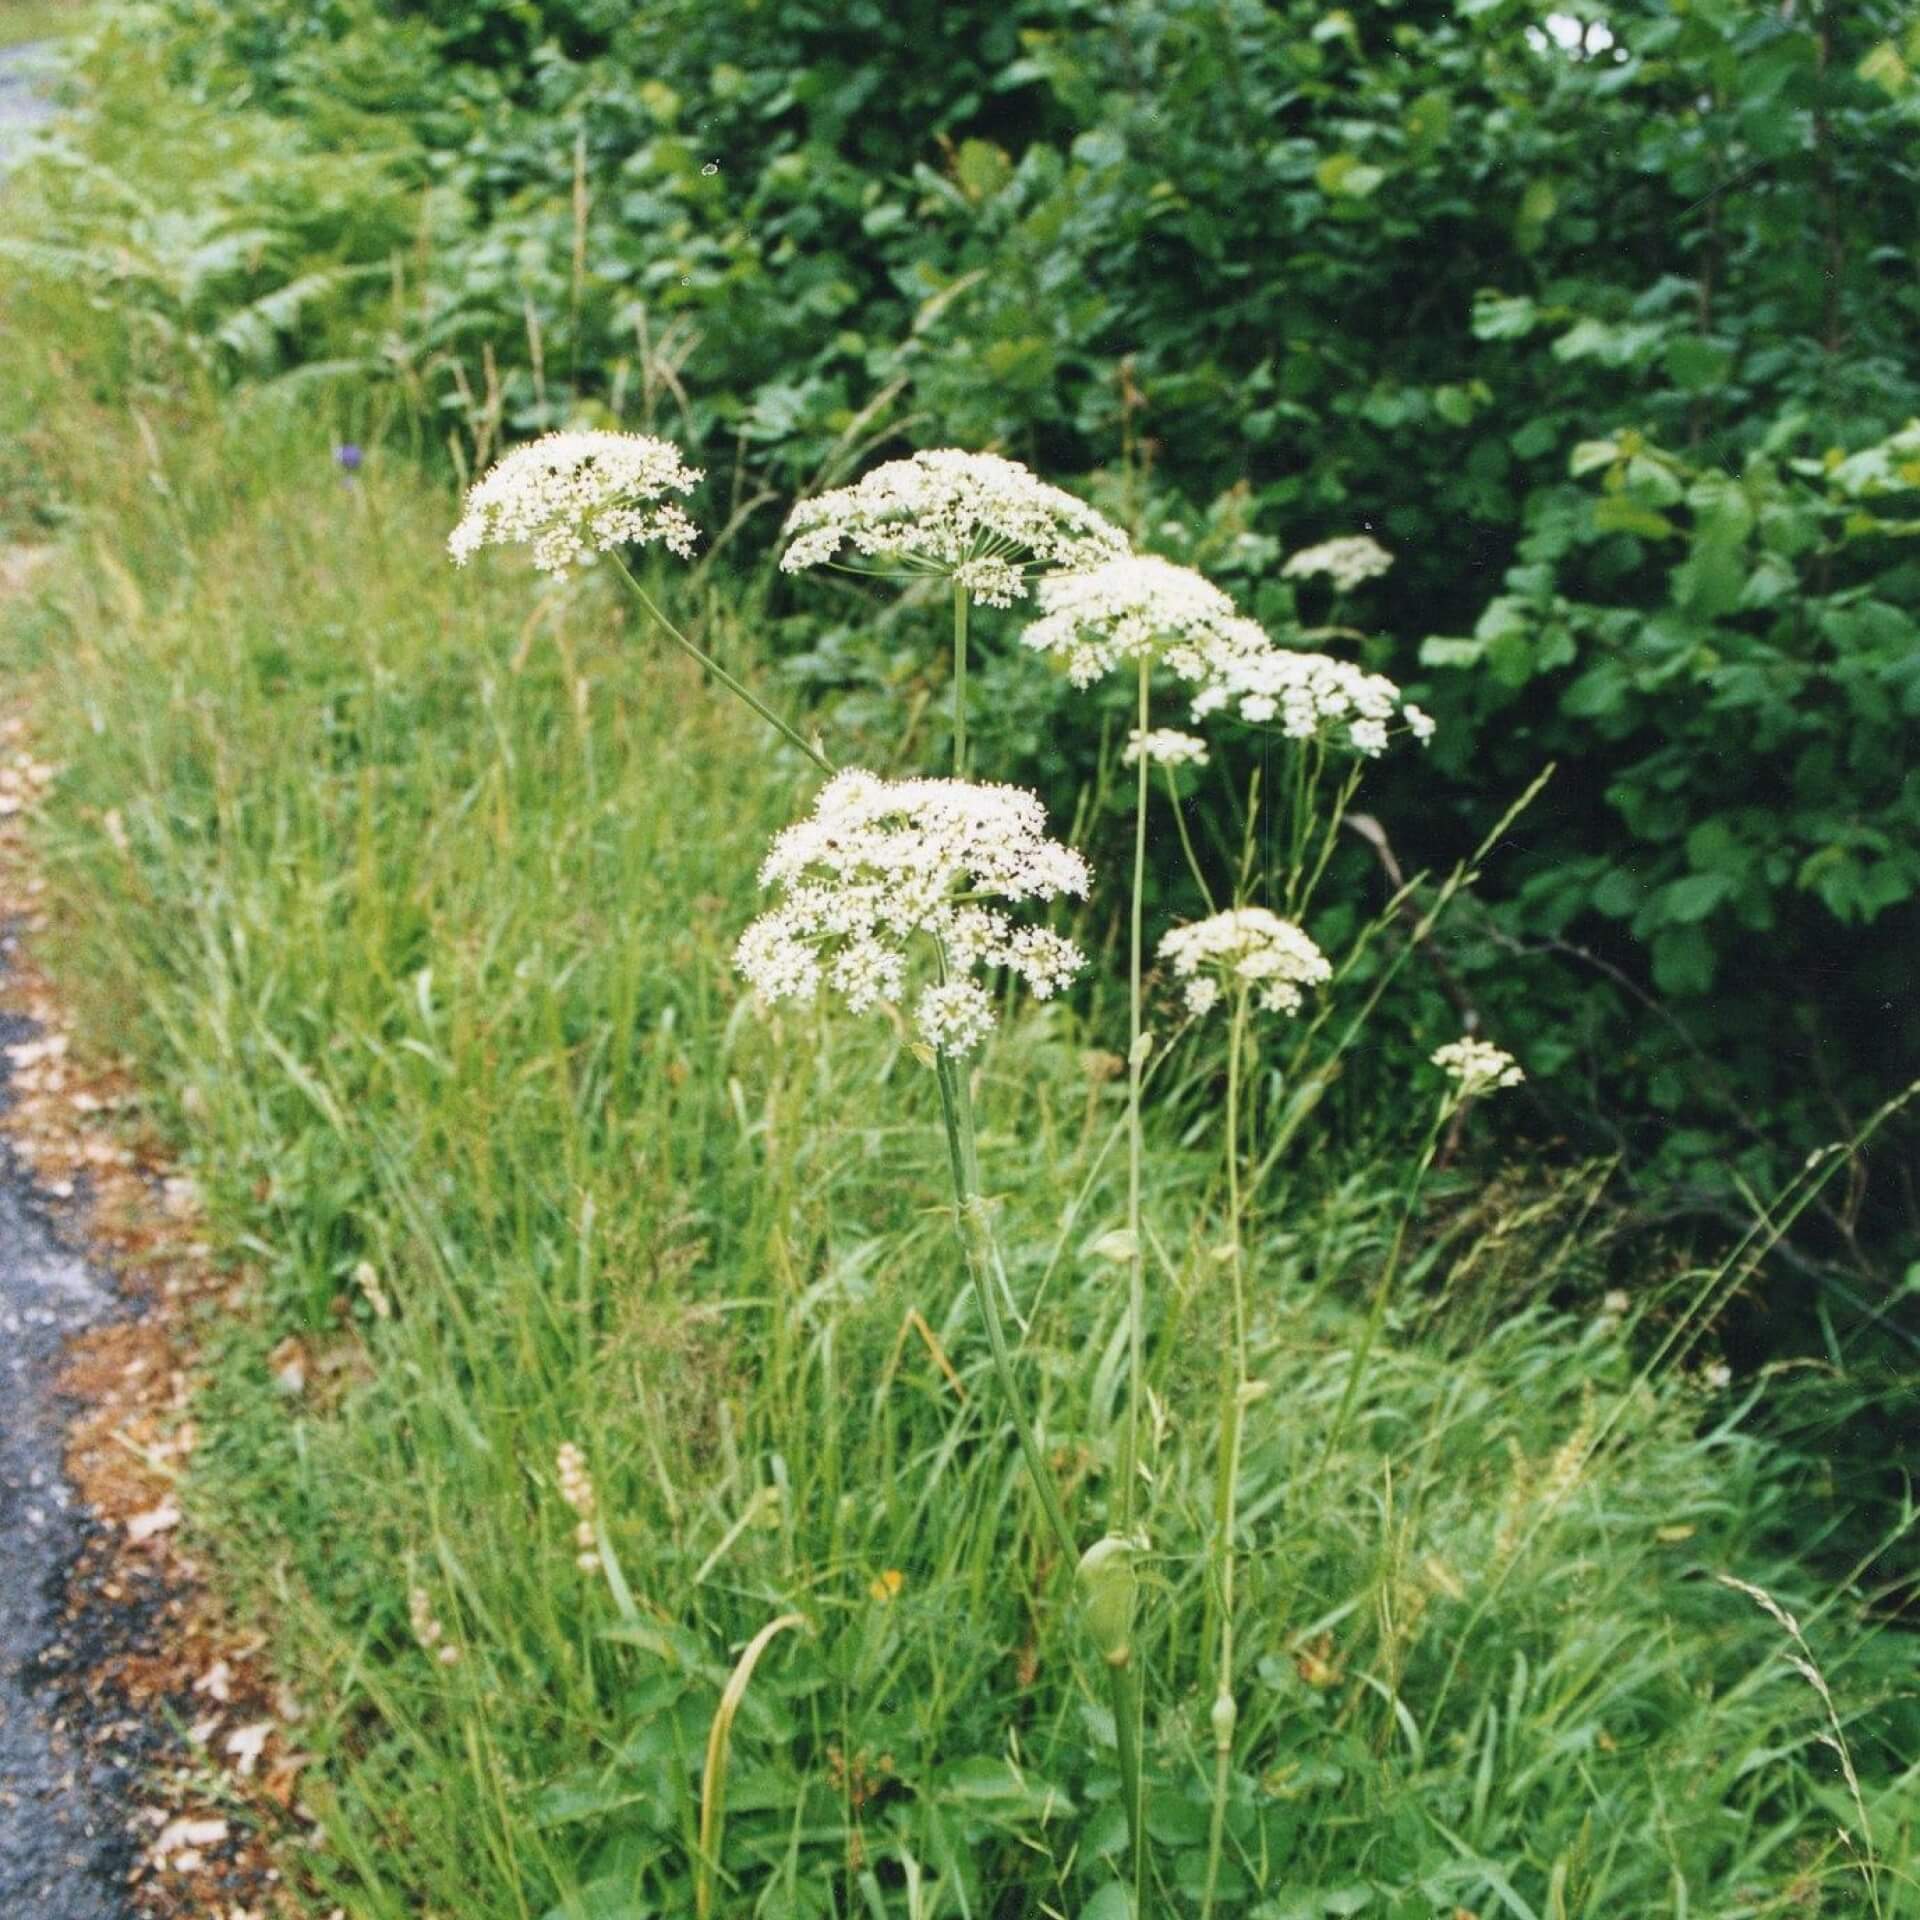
[1076, 1533, 1142, 1668]
[1210, 1688, 1238, 1751]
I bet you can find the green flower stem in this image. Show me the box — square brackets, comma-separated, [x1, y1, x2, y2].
[1163, 764, 1216, 914]
[931, 1048, 1150, 1901]
[1111, 1654, 1149, 1917]
[1121, 655, 1153, 1916]
[1119, 655, 1150, 1533]
[608, 555, 834, 775]
[932, 1052, 1076, 1561]
[1200, 986, 1252, 1920]
[1294, 760, 1364, 917]
[952, 578, 970, 778]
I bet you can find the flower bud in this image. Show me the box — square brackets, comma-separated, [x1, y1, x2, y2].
[1210, 1688, 1238, 1751]
[1076, 1533, 1142, 1668]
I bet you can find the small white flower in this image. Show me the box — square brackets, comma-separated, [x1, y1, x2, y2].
[1122, 728, 1210, 770]
[736, 770, 1090, 1057]
[1191, 647, 1429, 756]
[1020, 555, 1264, 688]
[448, 431, 702, 575]
[1431, 1036, 1524, 1096]
[1603, 1289, 1630, 1316]
[1281, 534, 1394, 593]
[778, 449, 1126, 606]
[1703, 1361, 1732, 1391]
[1158, 908, 1331, 1018]
[917, 980, 996, 1055]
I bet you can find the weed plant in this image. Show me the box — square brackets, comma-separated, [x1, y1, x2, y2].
[4, 187, 1918, 1920]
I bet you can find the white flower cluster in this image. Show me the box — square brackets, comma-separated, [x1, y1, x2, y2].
[556, 1441, 601, 1574]
[1020, 555, 1266, 689]
[1190, 647, 1434, 756]
[1122, 728, 1210, 770]
[448, 431, 702, 575]
[1431, 1037, 1524, 1096]
[735, 769, 1090, 1057]
[778, 449, 1127, 607]
[1281, 534, 1394, 593]
[1157, 908, 1331, 1018]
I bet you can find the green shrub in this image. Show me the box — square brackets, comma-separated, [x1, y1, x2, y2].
[7, 365, 1915, 1919]
[35, 0, 1909, 1269]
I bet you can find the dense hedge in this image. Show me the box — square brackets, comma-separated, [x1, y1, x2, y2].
[95, 0, 1920, 1280]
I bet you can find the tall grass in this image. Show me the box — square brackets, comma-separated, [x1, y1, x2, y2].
[5, 187, 1919, 1920]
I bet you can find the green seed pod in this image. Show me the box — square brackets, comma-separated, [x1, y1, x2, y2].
[1076, 1533, 1141, 1668]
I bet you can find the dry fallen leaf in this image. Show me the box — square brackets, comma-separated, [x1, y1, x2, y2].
[225, 1721, 273, 1777]
[126, 1501, 183, 1543]
[154, 1814, 228, 1855]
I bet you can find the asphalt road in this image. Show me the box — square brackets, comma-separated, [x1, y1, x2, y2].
[0, 1000, 136, 1918]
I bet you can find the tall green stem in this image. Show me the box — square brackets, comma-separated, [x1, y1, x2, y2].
[1200, 987, 1251, 1920]
[933, 1054, 1076, 1562]
[1119, 656, 1154, 1915]
[1163, 765, 1216, 914]
[952, 579, 970, 778]
[608, 555, 833, 775]
[932, 1049, 1149, 1901]
[1119, 656, 1150, 1531]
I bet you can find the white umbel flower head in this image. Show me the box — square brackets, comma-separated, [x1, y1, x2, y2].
[736, 769, 1091, 1057]
[916, 980, 996, 1056]
[1122, 728, 1210, 770]
[1158, 908, 1331, 1018]
[448, 431, 702, 575]
[1190, 647, 1432, 756]
[778, 449, 1127, 607]
[1431, 1036, 1523, 1096]
[1281, 534, 1394, 593]
[1020, 555, 1265, 689]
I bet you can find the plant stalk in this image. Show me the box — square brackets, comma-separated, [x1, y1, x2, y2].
[952, 578, 969, 778]
[609, 555, 833, 774]
[1119, 656, 1150, 1530]
[1200, 985, 1251, 1920]
[1163, 763, 1216, 914]
[1120, 655, 1153, 1915]
[933, 1048, 1148, 1910]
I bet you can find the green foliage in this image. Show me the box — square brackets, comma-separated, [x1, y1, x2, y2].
[23, 0, 1915, 1255]
[5, 357, 1916, 1918]
[9, 13, 1920, 1913]
[1421, 419, 1920, 1184]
